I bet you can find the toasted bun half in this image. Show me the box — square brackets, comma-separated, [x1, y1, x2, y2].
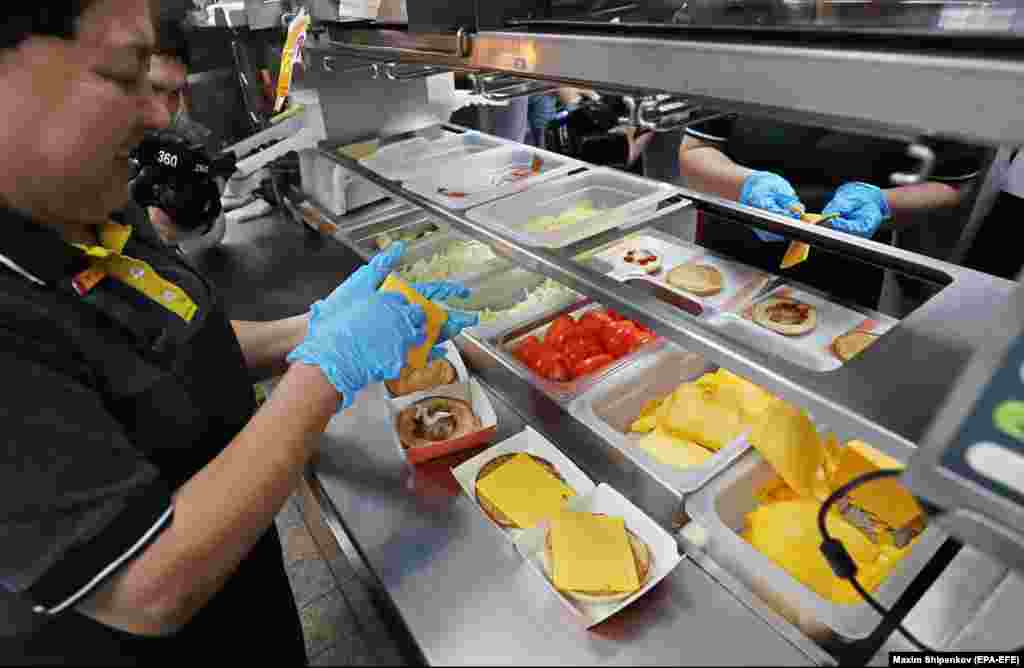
[474, 454, 567, 529]
[386, 359, 457, 397]
[666, 264, 724, 297]
[541, 524, 652, 604]
[751, 296, 817, 336]
[832, 331, 879, 362]
[396, 397, 480, 450]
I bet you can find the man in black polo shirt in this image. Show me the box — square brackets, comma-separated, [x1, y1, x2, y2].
[679, 114, 984, 308]
[0, 1, 476, 664]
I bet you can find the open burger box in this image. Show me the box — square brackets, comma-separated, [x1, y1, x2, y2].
[514, 483, 683, 629]
[387, 343, 497, 464]
[383, 341, 470, 401]
[588, 229, 774, 319]
[710, 283, 899, 374]
[452, 426, 596, 541]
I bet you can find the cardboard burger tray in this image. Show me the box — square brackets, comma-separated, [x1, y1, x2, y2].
[384, 341, 470, 401]
[514, 483, 683, 628]
[389, 376, 498, 465]
[452, 426, 596, 542]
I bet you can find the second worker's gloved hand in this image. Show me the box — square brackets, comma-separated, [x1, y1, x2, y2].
[412, 281, 481, 362]
[822, 182, 891, 239]
[740, 171, 805, 242]
[288, 292, 427, 410]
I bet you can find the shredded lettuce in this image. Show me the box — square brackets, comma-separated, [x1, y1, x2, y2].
[462, 279, 579, 324]
[524, 200, 603, 233]
[398, 239, 499, 283]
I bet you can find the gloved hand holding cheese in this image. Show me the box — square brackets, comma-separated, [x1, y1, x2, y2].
[379, 274, 449, 370]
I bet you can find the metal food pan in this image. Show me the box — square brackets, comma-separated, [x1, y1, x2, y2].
[450, 268, 587, 342]
[393, 232, 513, 285]
[486, 303, 665, 404]
[348, 214, 447, 259]
[464, 168, 687, 249]
[567, 345, 751, 497]
[684, 448, 946, 644]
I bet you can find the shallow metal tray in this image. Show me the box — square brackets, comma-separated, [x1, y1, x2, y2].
[684, 449, 947, 644]
[567, 345, 751, 498]
[483, 302, 666, 404]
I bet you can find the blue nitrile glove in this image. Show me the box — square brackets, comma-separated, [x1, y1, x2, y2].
[288, 292, 428, 410]
[412, 281, 481, 362]
[739, 171, 805, 242]
[822, 182, 891, 239]
[323, 240, 408, 308]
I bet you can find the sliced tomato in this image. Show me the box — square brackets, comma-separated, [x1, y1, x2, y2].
[600, 320, 643, 359]
[563, 338, 605, 369]
[632, 327, 656, 347]
[533, 348, 571, 382]
[577, 310, 615, 335]
[544, 315, 577, 352]
[514, 336, 544, 365]
[572, 354, 615, 378]
[605, 308, 625, 321]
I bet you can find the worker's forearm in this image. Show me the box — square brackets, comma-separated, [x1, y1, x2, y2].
[231, 315, 310, 381]
[80, 362, 339, 635]
[678, 142, 753, 202]
[883, 182, 963, 228]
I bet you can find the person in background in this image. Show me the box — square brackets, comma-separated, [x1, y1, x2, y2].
[0, 1, 477, 663]
[962, 148, 1024, 281]
[128, 15, 226, 252]
[526, 92, 558, 149]
[678, 114, 984, 308]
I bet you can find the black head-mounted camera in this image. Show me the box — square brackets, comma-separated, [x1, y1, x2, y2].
[129, 132, 238, 235]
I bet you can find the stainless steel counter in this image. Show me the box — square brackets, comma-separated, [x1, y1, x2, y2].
[190, 210, 820, 665]
[190, 207, 996, 666]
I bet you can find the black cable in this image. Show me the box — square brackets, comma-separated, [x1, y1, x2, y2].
[817, 468, 940, 654]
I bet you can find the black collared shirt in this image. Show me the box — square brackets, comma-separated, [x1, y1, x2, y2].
[0, 202, 283, 661]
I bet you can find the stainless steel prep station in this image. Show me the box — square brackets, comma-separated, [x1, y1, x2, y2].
[199, 5, 1024, 664]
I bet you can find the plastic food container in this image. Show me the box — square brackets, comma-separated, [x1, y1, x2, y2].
[360, 132, 508, 182]
[710, 283, 899, 373]
[465, 168, 687, 248]
[450, 269, 587, 341]
[684, 448, 947, 643]
[395, 232, 513, 285]
[488, 303, 666, 404]
[567, 345, 751, 496]
[402, 145, 583, 211]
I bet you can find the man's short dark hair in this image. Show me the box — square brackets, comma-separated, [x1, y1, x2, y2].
[155, 17, 191, 70]
[0, 2, 94, 51]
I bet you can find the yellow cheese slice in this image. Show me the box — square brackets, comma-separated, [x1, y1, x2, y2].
[748, 400, 823, 498]
[635, 428, 714, 470]
[630, 398, 664, 433]
[474, 453, 576, 529]
[745, 500, 883, 604]
[829, 441, 923, 530]
[658, 383, 747, 452]
[696, 369, 777, 415]
[379, 274, 448, 370]
[551, 511, 640, 593]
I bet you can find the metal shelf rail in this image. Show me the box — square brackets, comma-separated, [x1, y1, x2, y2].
[316, 139, 1016, 463]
